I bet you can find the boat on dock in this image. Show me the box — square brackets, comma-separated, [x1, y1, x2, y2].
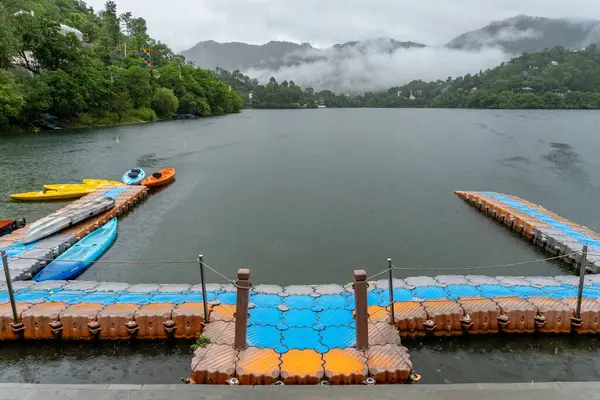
[33, 218, 118, 281]
[23, 196, 115, 244]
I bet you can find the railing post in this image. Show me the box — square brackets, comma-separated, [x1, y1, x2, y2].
[1, 251, 20, 327]
[234, 268, 250, 350]
[198, 254, 209, 324]
[576, 245, 588, 320]
[387, 258, 395, 325]
[354, 269, 368, 350]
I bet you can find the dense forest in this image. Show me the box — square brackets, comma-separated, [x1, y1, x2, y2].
[218, 45, 600, 110]
[0, 0, 243, 131]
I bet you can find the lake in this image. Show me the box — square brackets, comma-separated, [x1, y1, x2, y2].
[1, 108, 600, 383]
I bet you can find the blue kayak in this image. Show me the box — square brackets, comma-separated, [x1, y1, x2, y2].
[33, 218, 118, 281]
[122, 168, 146, 185]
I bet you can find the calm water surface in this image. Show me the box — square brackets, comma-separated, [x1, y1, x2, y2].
[1, 109, 600, 383]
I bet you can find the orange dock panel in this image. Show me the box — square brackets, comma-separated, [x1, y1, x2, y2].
[190, 343, 237, 384]
[21, 302, 67, 339]
[458, 297, 501, 334]
[97, 303, 140, 339]
[322, 348, 368, 385]
[59, 302, 104, 340]
[280, 349, 324, 385]
[0, 302, 31, 340]
[422, 300, 464, 336]
[494, 297, 537, 333]
[134, 302, 175, 339]
[393, 301, 427, 336]
[528, 297, 573, 334]
[210, 304, 236, 322]
[366, 344, 412, 383]
[366, 305, 391, 323]
[236, 347, 281, 385]
[171, 302, 209, 339]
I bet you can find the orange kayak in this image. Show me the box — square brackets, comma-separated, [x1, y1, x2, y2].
[141, 168, 176, 188]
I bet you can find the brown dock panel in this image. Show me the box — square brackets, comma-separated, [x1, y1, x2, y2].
[562, 298, 600, 333]
[0, 302, 31, 340]
[494, 297, 537, 333]
[133, 303, 175, 339]
[21, 302, 68, 339]
[202, 321, 235, 345]
[422, 300, 464, 336]
[190, 344, 237, 384]
[459, 298, 501, 334]
[366, 344, 412, 383]
[322, 348, 368, 385]
[59, 302, 104, 340]
[171, 302, 209, 339]
[393, 302, 427, 336]
[528, 297, 573, 334]
[280, 350, 324, 385]
[368, 322, 400, 346]
[235, 347, 281, 385]
[97, 303, 140, 340]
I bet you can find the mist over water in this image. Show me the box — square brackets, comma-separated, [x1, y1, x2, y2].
[245, 44, 511, 93]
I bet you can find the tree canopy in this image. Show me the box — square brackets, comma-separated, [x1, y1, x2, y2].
[0, 0, 243, 130]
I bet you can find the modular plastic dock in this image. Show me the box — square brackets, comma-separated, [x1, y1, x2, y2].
[0, 185, 148, 281]
[455, 191, 600, 272]
[3, 275, 600, 384]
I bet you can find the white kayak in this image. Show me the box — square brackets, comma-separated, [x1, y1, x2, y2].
[22, 196, 115, 244]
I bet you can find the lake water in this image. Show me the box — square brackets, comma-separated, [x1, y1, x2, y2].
[1, 109, 600, 384]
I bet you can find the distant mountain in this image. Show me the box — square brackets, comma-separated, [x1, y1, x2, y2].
[447, 15, 600, 54]
[180, 38, 426, 70]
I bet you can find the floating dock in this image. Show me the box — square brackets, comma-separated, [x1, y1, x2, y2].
[3, 275, 600, 384]
[0, 185, 148, 282]
[455, 191, 600, 272]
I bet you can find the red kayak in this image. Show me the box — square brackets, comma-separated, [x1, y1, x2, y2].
[0, 218, 25, 237]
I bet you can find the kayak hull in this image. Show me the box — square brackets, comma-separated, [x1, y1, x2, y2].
[10, 189, 96, 201]
[141, 168, 176, 187]
[23, 196, 115, 244]
[82, 179, 126, 187]
[0, 220, 15, 237]
[44, 184, 98, 191]
[122, 168, 146, 185]
[33, 218, 118, 281]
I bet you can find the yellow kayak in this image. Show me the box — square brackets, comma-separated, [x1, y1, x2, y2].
[10, 188, 97, 201]
[82, 179, 125, 187]
[43, 183, 98, 191]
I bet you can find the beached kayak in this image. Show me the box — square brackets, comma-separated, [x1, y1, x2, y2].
[23, 196, 115, 244]
[0, 218, 25, 237]
[82, 179, 126, 187]
[10, 188, 97, 201]
[122, 168, 146, 185]
[33, 218, 118, 281]
[141, 168, 176, 187]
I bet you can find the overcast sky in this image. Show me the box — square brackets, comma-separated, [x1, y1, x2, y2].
[86, 0, 600, 52]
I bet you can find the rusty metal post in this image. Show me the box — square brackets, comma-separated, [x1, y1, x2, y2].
[1, 251, 19, 325]
[198, 254, 209, 323]
[354, 269, 369, 350]
[576, 245, 588, 320]
[233, 268, 250, 350]
[387, 258, 395, 325]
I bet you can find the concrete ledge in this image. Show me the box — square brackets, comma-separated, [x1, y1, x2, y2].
[0, 382, 598, 399]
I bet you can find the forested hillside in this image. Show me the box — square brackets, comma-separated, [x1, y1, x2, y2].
[0, 0, 243, 131]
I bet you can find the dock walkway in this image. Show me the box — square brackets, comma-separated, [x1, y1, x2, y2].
[0, 382, 595, 399]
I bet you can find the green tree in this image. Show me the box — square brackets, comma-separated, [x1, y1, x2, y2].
[123, 66, 152, 108]
[151, 87, 178, 118]
[0, 70, 23, 125]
